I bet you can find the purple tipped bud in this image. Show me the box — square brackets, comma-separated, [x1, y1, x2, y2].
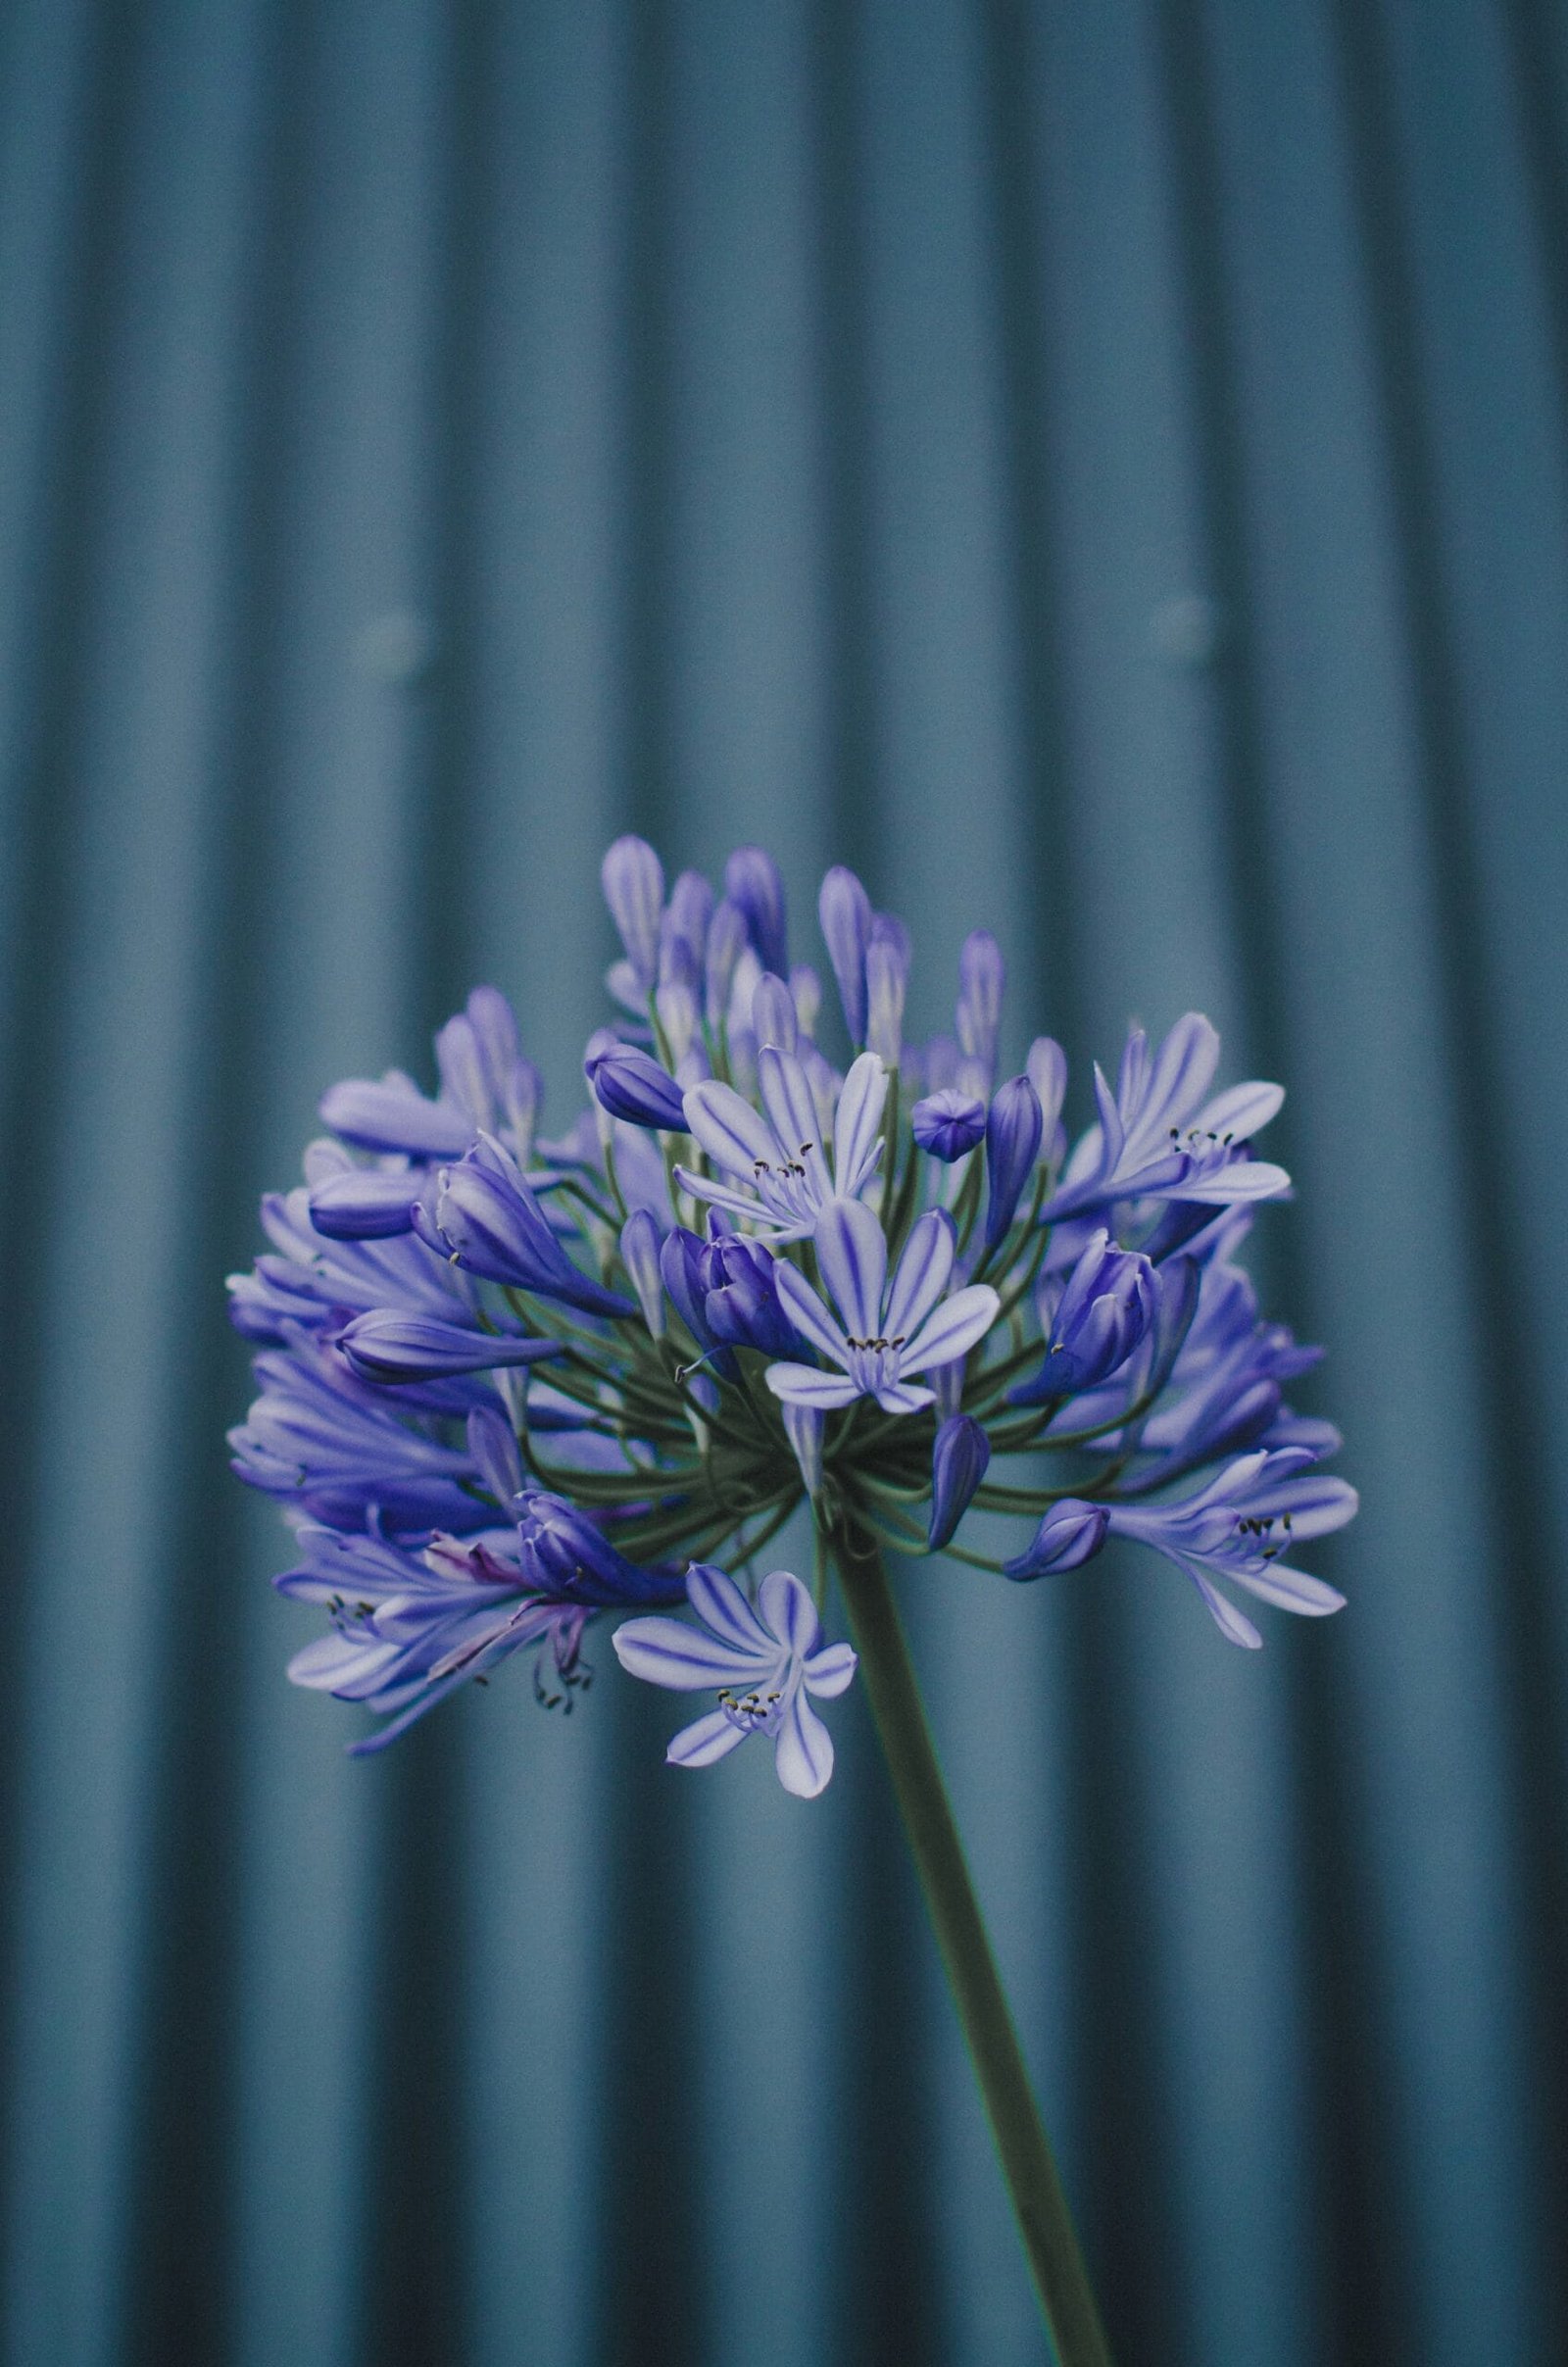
[430, 1140, 635, 1317]
[307, 1167, 422, 1239]
[818, 865, 873, 1044]
[514, 1490, 680, 1606]
[912, 1087, 987, 1162]
[1009, 1228, 1155, 1405]
[724, 845, 788, 974]
[928, 1414, 991, 1550]
[983, 1075, 1044, 1250]
[585, 1045, 688, 1131]
[790, 964, 822, 1039]
[319, 1075, 475, 1159]
[697, 1232, 800, 1356]
[956, 930, 1005, 1079]
[467, 1404, 524, 1504]
[1003, 1501, 1109, 1580]
[865, 916, 908, 1068]
[705, 898, 749, 1026]
[660, 869, 712, 986]
[339, 1311, 562, 1384]
[782, 1401, 824, 1497]
[655, 979, 701, 1067]
[619, 1208, 665, 1337]
[751, 971, 799, 1055]
[602, 835, 664, 992]
[1026, 1035, 1068, 1165]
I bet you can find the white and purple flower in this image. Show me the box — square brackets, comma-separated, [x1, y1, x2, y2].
[676, 1048, 887, 1241]
[612, 1563, 857, 1798]
[764, 1199, 1000, 1416]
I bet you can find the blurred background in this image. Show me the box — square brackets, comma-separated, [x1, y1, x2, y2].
[3, 0, 1567, 2361]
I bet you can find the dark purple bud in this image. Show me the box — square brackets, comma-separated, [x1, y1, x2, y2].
[514, 1490, 683, 1606]
[319, 1075, 475, 1159]
[818, 865, 873, 1044]
[659, 1226, 708, 1340]
[1003, 1502, 1109, 1580]
[1008, 1229, 1155, 1405]
[602, 835, 664, 992]
[751, 971, 799, 1055]
[619, 1208, 665, 1336]
[697, 1233, 800, 1357]
[928, 1414, 992, 1550]
[705, 898, 749, 1026]
[983, 1075, 1044, 1250]
[307, 1166, 422, 1239]
[956, 931, 1005, 1076]
[585, 1044, 688, 1130]
[725, 845, 788, 975]
[427, 1140, 635, 1318]
[912, 1088, 987, 1162]
[339, 1312, 561, 1385]
[865, 916, 908, 1068]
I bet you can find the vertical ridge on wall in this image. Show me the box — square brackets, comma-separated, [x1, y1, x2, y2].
[0, 4, 1565, 2363]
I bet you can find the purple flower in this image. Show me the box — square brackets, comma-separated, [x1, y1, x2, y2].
[818, 865, 873, 1044]
[1009, 1229, 1156, 1405]
[337, 1311, 563, 1385]
[929, 1414, 991, 1549]
[912, 1088, 987, 1162]
[513, 1490, 685, 1607]
[1046, 1013, 1290, 1220]
[612, 1563, 857, 1797]
[984, 1074, 1044, 1251]
[279, 1522, 597, 1751]
[602, 834, 665, 993]
[724, 845, 789, 975]
[865, 918, 909, 1070]
[419, 1137, 634, 1318]
[765, 1200, 1000, 1415]
[956, 931, 1005, 1086]
[1008, 1450, 1354, 1650]
[1003, 1503, 1109, 1576]
[585, 1044, 689, 1130]
[694, 1231, 801, 1357]
[678, 1048, 887, 1241]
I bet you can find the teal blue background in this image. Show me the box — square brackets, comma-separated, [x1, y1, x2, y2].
[3, 1, 1566, 2360]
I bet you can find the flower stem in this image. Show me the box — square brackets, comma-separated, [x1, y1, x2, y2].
[829, 1528, 1115, 2367]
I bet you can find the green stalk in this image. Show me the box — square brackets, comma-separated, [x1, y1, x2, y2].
[829, 1527, 1115, 2367]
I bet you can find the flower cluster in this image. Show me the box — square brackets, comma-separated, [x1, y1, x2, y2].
[229, 838, 1354, 1796]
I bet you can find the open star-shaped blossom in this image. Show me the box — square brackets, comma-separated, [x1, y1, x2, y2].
[1044, 1011, 1290, 1219]
[675, 1047, 886, 1240]
[764, 1198, 1000, 1415]
[612, 1563, 858, 1797]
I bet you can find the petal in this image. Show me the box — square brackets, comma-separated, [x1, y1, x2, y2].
[884, 1208, 956, 1342]
[813, 1197, 887, 1340]
[804, 1641, 858, 1699]
[774, 1690, 836, 1797]
[667, 1709, 751, 1768]
[1141, 1012, 1221, 1138]
[611, 1617, 764, 1690]
[683, 1081, 778, 1178]
[1172, 1554, 1264, 1649]
[758, 1048, 829, 1200]
[773, 1261, 852, 1362]
[1193, 1079, 1285, 1141]
[758, 1567, 821, 1659]
[832, 1053, 888, 1195]
[764, 1363, 860, 1408]
[672, 1167, 790, 1229]
[685, 1561, 771, 1652]
[1173, 1158, 1292, 1205]
[1225, 1558, 1347, 1616]
[899, 1284, 1001, 1376]
[873, 1379, 935, 1414]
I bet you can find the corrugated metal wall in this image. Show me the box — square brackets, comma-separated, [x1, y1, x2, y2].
[2, 2, 1565, 2361]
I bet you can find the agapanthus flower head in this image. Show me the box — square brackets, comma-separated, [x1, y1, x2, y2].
[231, 834, 1353, 1785]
